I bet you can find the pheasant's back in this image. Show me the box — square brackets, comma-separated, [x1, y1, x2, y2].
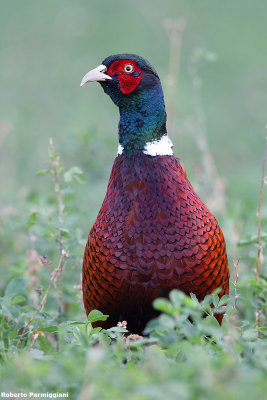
[83, 154, 229, 332]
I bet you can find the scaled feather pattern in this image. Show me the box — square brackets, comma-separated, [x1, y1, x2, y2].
[81, 54, 229, 333]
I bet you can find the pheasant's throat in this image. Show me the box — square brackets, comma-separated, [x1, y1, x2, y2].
[118, 82, 168, 154]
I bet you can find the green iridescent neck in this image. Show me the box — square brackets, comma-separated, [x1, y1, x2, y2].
[118, 81, 167, 153]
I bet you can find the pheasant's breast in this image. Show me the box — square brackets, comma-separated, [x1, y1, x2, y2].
[82, 154, 229, 331]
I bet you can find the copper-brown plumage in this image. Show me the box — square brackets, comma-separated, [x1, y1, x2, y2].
[81, 54, 229, 333]
[83, 155, 229, 332]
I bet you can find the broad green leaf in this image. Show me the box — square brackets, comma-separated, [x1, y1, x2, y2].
[26, 212, 40, 228]
[203, 315, 221, 327]
[105, 326, 128, 333]
[10, 295, 25, 305]
[64, 166, 86, 184]
[153, 298, 175, 314]
[87, 310, 109, 323]
[242, 329, 258, 341]
[40, 326, 58, 333]
[37, 168, 52, 176]
[226, 308, 237, 316]
[218, 295, 230, 306]
[169, 289, 185, 307]
[38, 335, 55, 353]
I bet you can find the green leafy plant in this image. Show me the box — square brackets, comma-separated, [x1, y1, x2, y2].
[0, 138, 266, 400]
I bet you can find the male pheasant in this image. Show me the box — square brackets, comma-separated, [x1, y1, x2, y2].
[81, 54, 229, 333]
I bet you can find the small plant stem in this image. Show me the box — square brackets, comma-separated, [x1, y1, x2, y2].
[49, 138, 66, 319]
[164, 18, 186, 136]
[233, 258, 240, 309]
[255, 134, 267, 330]
[17, 250, 69, 348]
[188, 50, 226, 213]
[49, 138, 64, 255]
[189, 53, 217, 187]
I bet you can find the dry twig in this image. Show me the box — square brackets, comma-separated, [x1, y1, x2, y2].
[49, 138, 65, 255]
[164, 18, 186, 136]
[49, 138, 66, 319]
[255, 133, 267, 329]
[17, 250, 69, 347]
[233, 257, 240, 309]
[188, 49, 226, 213]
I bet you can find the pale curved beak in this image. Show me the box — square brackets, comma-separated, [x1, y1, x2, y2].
[80, 64, 112, 87]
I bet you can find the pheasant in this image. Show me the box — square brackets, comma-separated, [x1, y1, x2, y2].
[80, 54, 229, 333]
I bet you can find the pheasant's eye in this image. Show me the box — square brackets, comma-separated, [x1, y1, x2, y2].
[124, 64, 134, 74]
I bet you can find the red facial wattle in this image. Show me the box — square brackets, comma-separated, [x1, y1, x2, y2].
[108, 59, 143, 94]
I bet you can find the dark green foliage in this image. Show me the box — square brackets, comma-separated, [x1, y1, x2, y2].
[0, 139, 266, 397]
[0, 282, 266, 398]
[0, 141, 266, 399]
[1, 146, 267, 400]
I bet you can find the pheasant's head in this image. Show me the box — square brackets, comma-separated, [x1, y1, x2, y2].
[81, 54, 171, 155]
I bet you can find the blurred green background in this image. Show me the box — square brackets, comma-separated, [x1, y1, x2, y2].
[0, 0, 267, 291]
[1, 1, 266, 197]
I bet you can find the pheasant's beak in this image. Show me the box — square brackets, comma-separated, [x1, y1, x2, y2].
[80, 64, 112, 86]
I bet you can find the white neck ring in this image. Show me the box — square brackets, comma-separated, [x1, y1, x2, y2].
[117, 135, 173, 156]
